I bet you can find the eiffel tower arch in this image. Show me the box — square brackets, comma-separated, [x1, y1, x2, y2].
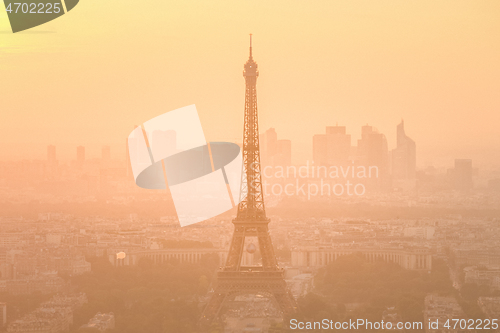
[200, 35, 297, 329]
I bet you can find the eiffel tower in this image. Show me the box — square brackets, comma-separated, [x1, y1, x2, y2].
[200, 35, 297, 328]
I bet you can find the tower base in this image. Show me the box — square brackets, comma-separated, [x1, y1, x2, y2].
[200, 269, 297, 329]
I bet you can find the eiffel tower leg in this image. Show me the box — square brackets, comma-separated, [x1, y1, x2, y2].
[200, 290, 227, 330]
[257, 230, 278, 269]
[225, 228, 245, 269]
[274, 290, 297, 317]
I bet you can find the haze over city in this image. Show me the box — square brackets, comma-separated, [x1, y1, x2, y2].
[1, 0, 500, 167]
[1, 1, 500, 332]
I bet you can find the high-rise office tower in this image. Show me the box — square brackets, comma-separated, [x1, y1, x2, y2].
[47, 145, 57, 165]
[356, 125, 389, 189]
[357, 125, 388, 169]
[326, 126, 351, 165]
[313, 125, 351, 166]
[276, 139, 292, 167]
[391, 120, 416, 180]
[265, 128, 278, 159]
[102, 145, 111, 161]
[76, 146, 85, 166]
[151, 130, 177, 158]
[313, 134, 328, 165]
[450, 159, 473, 190]
[126, 126, 139, 179]
[260, 128, 291, 167]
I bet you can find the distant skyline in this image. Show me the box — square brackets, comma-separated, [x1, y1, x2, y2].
[0, 120, 498, 170]
[3, 118, 495, 171]
[1, 0, 499, 168]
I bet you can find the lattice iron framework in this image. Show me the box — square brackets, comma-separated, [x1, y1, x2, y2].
[200, 36, 297, 328]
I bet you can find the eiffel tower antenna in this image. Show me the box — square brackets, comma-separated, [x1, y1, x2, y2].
[201, 36, 297, 329]
[249, 33, 253, 58]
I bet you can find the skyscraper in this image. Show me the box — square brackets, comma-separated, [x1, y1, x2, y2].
[313, 125, 351, 166]
[260, 128, 291, 167]
[276, 139, 292, 167]
[126, 126, 139, 179]
[265, 128, 278, 160]
[102, 145, 111, 161]
[76, 146, 85, 166]
[47, 145, 56, 165]
[151, 130, 177, 158]
[313, 134, 327, 165]
[449, 159, 473, 190]
[356, 125, 389, 189]
[391, 120, 416, 180]
[326, 126, 351, 165]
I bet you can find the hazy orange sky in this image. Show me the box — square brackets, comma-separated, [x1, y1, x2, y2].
[1, 0, 499, 168]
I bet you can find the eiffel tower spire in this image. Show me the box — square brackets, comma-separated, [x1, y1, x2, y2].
[249, 33, 253, 59]
[236, 33, 266, 222]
